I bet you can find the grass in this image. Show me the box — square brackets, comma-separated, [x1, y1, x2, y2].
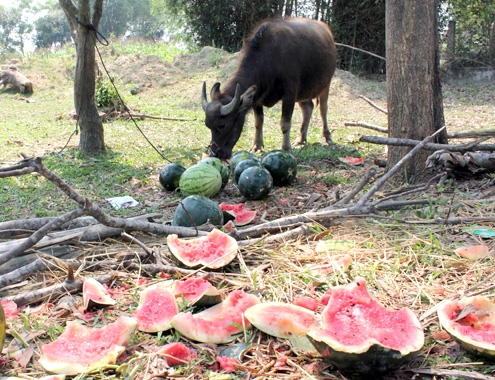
[1, 41, 495, 379]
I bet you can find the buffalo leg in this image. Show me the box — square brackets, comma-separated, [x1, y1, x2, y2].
[280, 99, 295, 152]
[319, 84, 332, 143]
[294, 100, 314, 145]
[250, 104, 264, 152]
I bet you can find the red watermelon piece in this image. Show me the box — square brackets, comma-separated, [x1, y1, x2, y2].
[292, 298, 319, 311]
[132, 283, 178, 332]
[220, 203, 256, 226]
[39, 316, 137, 375]
[170, 290, 260, 343]
[167, 228, 238, 269]
[155, 342, 192, 367]
[83, 277, 116, 310]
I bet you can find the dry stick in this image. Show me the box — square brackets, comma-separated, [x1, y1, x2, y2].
[464, 272, 495, 296]
[359, 95, 388, 114]
[0, 208, 85, 267]
[356, 127, 446, 208]
[345, 121, 388, 133]
[360, 135, 495, 152]
[333, 169, 376, 206]
[123, 113, 195, 122]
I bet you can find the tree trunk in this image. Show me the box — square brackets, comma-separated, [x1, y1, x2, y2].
[446, 20, 456, 68]
[59, 0, 105, 154]
[385, 0, 447, 183]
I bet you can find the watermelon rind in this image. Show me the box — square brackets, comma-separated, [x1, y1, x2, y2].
[167, 228, 238, 269]
[230, 151, 255, 173]
[179, 164, 222, 198]
[199, 157, 230, 188]
[307, 278, 424, 376]
[39, 316, 137, 375]
[132, 283, 178, 332]
[245, 302, 321, 339]
[173, 195, 224, 227]
[174, 278, 222, 307]
[437, 296, 495, 359]
[237, 166, 273, 200]
[159, 163, 186, 191]
[233, 158, 262, 184]
[170, 290, 260, 344]
[220, 203, 256, 226]
[83, 277, 116, 310]
[261, 150, 297, 186]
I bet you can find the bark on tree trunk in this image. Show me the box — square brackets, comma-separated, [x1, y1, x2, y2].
[385, 0, 447, 183]
[59, 0, 105, 154]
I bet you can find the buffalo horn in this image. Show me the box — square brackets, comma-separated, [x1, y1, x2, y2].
[201, 82, 208, 111]
[220, 84, 241, 116]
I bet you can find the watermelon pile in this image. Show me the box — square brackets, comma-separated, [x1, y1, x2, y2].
[159, 149, 297, 202]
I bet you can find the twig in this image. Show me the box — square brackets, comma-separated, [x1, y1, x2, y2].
[356, 127, 446, 207]
[345, 121, 388, 133]
[334, 42, 386, 61]
[121, 113, 195, 122]
[359, 95, 388, 114]
[333, 169, 376, 206]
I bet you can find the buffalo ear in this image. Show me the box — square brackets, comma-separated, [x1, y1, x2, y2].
[239, 85, 257, 110]
[210, 82, 222, 99]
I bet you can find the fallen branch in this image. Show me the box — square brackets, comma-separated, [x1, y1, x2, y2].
[359, 95, 388, 114]
[426, 151, 495, 177]
[122, 113, 195, 122]
[360, 135, 495, 152]
[411, 367, 495, 380]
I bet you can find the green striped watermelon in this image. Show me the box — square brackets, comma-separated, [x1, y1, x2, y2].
[199, 157, 230, 188]
[179, 164, 222, 198]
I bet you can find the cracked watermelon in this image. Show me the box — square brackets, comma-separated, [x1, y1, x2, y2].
[39, 316, 137, 375]
[170, 290, 260, 343]
[155, 342, 192, 367]
[167, 228, 238, 269]
[307, 278, 424, 376]
[174, 277, 221, 306]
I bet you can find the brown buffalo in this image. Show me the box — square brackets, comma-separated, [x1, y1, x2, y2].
[201, 18, 337, 159]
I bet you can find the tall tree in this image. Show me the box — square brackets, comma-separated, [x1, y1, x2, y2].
[386, 0, 447, 182]
[59, 0, 105, 154]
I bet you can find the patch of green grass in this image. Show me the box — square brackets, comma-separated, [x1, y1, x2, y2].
[112, 41, 188, 63]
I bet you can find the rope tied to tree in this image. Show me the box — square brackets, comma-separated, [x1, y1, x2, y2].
[75, 17, 109, 46]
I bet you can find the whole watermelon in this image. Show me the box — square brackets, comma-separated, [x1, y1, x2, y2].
[159, 163, 186, 191]
[238, 166, 273, 200]
[261, 150, 297, 186]
[179, 164, 222, 198]
[199, 157, 230, 188]
[173, 195, 224, 227]
[230, 151, 255, 173]
[233, 158, 262, 184]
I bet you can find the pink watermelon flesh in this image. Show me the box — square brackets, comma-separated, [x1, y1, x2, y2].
[83, 278, 116, 309]
[220, 203, 256, 226]
[292, 298, 319, 311]
[314, 279, 423, 353]
[442, 300, 495, 344]
[167, 228, 238, 269]
[245, 302, 321, 338]
[132, 284, 178, 332]
[174, 278, 221, 306]
[155, 342, 192, 366]
[39, 316, 137, 375]
[170, 290, 260, 343]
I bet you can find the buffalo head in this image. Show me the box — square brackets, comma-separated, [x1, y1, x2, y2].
[201, 82, 256, 160]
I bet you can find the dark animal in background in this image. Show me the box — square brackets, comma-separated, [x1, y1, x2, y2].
[201, 18, 337, 160]
[0, 67, 33, 93]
